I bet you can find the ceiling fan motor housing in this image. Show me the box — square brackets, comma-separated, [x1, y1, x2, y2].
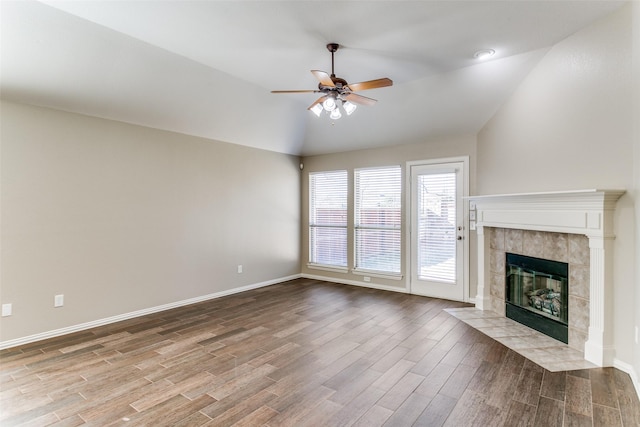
[319, 77, 348, 92]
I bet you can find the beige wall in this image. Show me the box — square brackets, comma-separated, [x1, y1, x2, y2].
[478, 5, 637, 370]
[301, 136, 477, 295]
[632, 0, 640, 385]
[0, 101, 301, 343]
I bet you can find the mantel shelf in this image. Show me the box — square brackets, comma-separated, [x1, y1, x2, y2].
[467, 189, 625, 212]
[466, 189, 624, 200]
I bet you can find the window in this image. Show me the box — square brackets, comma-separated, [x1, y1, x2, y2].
[354, 166, 402, 274]
[416, 171, 457, 283]
[309, 170, 348, 268]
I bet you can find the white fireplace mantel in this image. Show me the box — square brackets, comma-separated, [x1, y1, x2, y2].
[469, 189, 625, 366]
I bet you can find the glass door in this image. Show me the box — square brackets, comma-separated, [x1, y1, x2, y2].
[409, 160, 466, 301]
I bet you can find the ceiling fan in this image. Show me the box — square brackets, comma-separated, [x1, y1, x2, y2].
[271, 43, 393, 119]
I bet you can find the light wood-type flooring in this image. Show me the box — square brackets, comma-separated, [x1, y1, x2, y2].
[1, 278, 639, 426]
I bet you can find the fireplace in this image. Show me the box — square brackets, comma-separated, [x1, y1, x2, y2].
[505, 253, 568, 343]
[469, 189, 625, 366]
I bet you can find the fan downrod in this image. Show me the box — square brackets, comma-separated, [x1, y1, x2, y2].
[326, 43, 340, 80]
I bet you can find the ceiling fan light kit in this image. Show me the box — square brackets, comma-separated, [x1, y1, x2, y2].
[271, 43, 393, 120]
[343, 100, 357, 115]
[322, 94, 337, 111]
[310, 103, 323, 117]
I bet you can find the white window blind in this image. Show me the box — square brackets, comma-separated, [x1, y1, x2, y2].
[417, 171, 456, 283]
[354, 166, 402, 274]
[309, 170, 348, 267]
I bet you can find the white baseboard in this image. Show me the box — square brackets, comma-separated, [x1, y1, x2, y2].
[0, 274, 301, 350]
[301, 273, 409, 294]
[613, 358, 640, 401]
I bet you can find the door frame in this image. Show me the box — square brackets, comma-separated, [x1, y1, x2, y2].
[404, 156, 470, 302]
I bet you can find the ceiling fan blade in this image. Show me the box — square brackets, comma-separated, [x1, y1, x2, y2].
[345, 93, 377, 106]
[271, 90, 320, 94]
[308, 96, 328, 110]
[347, 78, 393, 92]
[311, 70, 335, 87]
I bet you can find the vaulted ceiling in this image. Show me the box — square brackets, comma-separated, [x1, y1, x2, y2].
[1, 1, 625, 156]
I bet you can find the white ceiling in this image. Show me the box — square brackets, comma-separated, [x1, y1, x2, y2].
[1, 1, 625, 156]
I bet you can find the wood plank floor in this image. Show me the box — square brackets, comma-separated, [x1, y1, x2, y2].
[1, 278, 639, 426]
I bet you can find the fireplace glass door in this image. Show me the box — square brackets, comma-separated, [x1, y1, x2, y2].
[505, 253, 568, 343]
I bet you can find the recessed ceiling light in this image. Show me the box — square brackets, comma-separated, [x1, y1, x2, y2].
[474, 49, 495, 60]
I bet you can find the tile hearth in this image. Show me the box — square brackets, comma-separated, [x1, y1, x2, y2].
[445, 307, 597, 372]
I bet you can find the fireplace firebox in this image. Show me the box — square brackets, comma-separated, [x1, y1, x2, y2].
[505, 253, 568, 343]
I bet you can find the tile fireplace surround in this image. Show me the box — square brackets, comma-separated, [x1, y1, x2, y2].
[489, 228, 588, 350]
[468, 189, 625, 367]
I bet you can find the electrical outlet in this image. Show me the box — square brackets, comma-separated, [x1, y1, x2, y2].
[363, 276, 371, 282]
[54, 294, 64, 308]
[237, 265, 243, 274]
[2, 303, 12, 317]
